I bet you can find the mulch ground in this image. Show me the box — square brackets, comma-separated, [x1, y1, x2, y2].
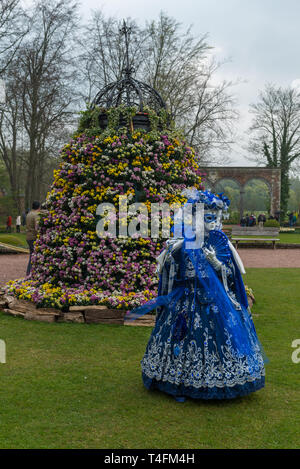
[0, 249, 300, 287]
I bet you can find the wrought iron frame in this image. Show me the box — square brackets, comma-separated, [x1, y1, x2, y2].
[91, 20, 166, 115]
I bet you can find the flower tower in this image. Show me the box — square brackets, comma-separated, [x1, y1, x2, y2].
[5, 22, 204, 315]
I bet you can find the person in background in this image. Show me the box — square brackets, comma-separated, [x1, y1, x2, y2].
[258, 213, 266, 228]
[292, 213, 297, 226]
[288, 211, 294, 227]
[6, 215, 12, 233]
[21, 211, 26, 226]
[26, 201, 40, 276]
[249, 214, 256, 227]
[16, 215, 21, 233]
[240, 215, 246, 227]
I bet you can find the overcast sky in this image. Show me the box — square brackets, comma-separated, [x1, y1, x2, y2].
[22, 0, 300, 165]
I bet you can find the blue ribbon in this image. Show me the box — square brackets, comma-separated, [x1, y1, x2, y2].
[125, 286, 185, 322]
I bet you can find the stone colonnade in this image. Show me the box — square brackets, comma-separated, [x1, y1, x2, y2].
[201, 167, 281, 220]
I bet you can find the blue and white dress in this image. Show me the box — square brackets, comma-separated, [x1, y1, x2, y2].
[136, 231, 266, 400]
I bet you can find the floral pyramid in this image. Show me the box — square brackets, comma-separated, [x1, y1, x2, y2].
[6, 106, 203, 311]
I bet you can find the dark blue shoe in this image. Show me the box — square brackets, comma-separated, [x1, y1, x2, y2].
[174, 396, 186, 402]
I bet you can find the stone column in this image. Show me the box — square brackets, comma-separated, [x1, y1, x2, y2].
[271, 171, 281, 219]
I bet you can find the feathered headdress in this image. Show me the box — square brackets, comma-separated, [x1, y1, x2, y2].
[181, 188, 230, 211]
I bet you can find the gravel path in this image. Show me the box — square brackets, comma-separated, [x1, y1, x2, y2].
[238, 248, 300, 269]
[0, 249, 300, 287]
[0, 254, 28, 286]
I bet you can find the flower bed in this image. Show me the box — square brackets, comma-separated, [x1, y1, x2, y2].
[5, 109, 204, 312]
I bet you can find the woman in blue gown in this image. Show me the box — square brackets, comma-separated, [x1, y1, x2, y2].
[128, 189, 266, 401]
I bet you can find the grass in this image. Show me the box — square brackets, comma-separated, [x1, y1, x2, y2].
[278, 233, 300, 243]
[0, 233, 27, 248]
[231, 233, 300, 244]
[1, 232, 300, 248]
[0, 268, 299, 449]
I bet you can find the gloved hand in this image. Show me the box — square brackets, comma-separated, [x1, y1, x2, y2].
[202, 245, 222, 271]
[156, 239, 184, 273]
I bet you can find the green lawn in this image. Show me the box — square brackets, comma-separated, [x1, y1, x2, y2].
[278, 233, 300, 243]
[0, 268, 299, 449]
[231, 233, 300, 244]
[1, 232, 300, 247]
[0, 233, 27, 248]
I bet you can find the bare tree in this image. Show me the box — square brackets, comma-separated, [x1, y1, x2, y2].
[78, 12, 145, 104]
[0, 0, 28, 74]
[12, 0, 79, 208]
[179, 59, 239, 161]
[0, 0, 80, 210]
[79, 11, 238, 161]
[141, 14, 239, 161]
[142, 13, 210, 118]
[248, 84, 300, 215]
[0, 61, 24, 212]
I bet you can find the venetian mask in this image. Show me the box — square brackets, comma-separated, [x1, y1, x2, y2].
[204, 210, 223, 232]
